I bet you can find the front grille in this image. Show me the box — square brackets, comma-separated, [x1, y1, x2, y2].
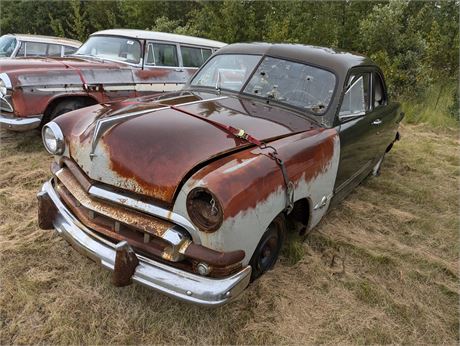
[0, 95, 13, 112]
[53, 164, 189, 264]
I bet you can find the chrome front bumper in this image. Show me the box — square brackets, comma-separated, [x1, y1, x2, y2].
[0, 113, 42, 131]
[39, 180, 252, 306]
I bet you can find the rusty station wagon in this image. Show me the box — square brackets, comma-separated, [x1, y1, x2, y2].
[0, 29, 225, 131]
[37, 43, 404, 306]
[0, 34, 81, 59]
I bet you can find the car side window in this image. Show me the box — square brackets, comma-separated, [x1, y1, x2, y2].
[146, 43, 178, 67]
[64, 46, 77, 55]
[373, 73, 387, 108]
[339, 73, 370, 117]
[181, 46, 212, 67]
[47, 44, 61, 57]
[17, 41, 48, 57]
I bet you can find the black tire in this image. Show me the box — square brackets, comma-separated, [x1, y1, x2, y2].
[42, 98, 94, 127]
[249, 215, 286, 281]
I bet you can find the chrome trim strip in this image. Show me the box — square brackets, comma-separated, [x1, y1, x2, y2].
[0, 95, 13, 112]
[89, 96, 227, 159]
[0, 73, 12, 89]
[40, 180, 251, 306]
[335, 160, 372, 194]
[0, 114, 42, 131]
[89, 185, 201, 243]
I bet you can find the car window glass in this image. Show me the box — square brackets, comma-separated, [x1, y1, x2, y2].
[191, 54, 262, 91]
[339, 73, 370, 116]
[76, 36, 141, 64]
[146, 43, 178, 67]
[181, 46, 212, 67]
[374, 73, 386, 107]
[244, 56, 336, 114]
[0, 36, 17, 57]
[48, 44, 61, 57]
[17, 42, 26, 57]
[64, 46, 77, 55]
[21, 42, 48, 57]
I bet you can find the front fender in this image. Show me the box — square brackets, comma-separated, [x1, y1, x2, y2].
[173, 128, 340, 265]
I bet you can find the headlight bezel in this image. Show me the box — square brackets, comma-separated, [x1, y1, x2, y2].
[186, 187, 223, 233]
[42, 122, 65, 155]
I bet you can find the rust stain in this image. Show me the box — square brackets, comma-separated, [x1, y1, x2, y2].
[193, 128, 338, 218]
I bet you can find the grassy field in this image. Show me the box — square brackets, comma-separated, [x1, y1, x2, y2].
[0, 123, 458, 344]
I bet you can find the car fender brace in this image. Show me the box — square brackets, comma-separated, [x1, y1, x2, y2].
[169, 105, 295, 214]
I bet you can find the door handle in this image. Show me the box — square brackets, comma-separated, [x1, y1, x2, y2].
[372, 119, 382, 125]
[175, 68, 184, 72]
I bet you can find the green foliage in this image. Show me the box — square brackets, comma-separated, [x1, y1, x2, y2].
[402, 82, 459, 128]
[0, 0, 458, 126]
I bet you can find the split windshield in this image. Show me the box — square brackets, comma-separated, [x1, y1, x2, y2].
[191, 54, 336, 115]
[74, 36, 141, 64]
[0, 36, 17, 57]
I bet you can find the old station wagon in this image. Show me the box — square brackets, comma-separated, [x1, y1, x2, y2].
[37, 43, 403, 306]
[0, 34, 81, 59]
[0, 29, 225, 131]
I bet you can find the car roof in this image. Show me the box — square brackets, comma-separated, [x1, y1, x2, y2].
[216, 43, 376, 75]
[6, 34, 81, 47]
[91, 29, 227, 49]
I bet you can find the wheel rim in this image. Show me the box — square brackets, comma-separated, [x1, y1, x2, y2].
[258, 233, 279, 271]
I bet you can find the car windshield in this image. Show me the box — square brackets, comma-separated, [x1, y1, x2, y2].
[0, 36, 17, 57]
[191, 54, 262, 91]
[74, 36, 141, 64]
[191, 54, 336, 115]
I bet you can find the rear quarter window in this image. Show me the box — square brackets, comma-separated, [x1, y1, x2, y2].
[181, 46, 212, 67]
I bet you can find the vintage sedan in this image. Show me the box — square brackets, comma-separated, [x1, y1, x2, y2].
[0, 29, 225, 131]
[37, 43, 404, 306]
[0, 34, 81, 59]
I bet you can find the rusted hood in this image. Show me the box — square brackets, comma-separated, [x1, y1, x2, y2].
[0, 56, 131, 87]
[57, 92, 318, 204]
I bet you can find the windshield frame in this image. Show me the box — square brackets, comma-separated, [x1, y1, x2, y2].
[73, 35, 143, 66]
[189, 53, 339, 117]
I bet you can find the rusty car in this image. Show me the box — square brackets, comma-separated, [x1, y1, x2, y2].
[37, 43, 404, 306]
[0, 34, 81, 59]
[0, 29, 225, 131]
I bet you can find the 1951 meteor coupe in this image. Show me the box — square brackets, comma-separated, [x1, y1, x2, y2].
[37, 43, 404, 306]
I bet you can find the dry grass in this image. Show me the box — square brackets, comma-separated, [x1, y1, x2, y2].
[0, 124, 458, 344]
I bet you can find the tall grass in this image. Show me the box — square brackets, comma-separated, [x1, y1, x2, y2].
[401, 82, 459, 128]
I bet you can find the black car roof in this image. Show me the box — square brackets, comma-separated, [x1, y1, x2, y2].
[216, 43, 375, 76]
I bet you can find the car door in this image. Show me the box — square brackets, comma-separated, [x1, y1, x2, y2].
[133, 41, 188, 96]
[333, 69, 383, 199]
[371, 69, 400, 156]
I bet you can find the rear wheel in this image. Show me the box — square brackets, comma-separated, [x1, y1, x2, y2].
[249, 215, 286, 281]
[42, 98, 96, 127]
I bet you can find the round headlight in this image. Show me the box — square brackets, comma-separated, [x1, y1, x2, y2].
[186, 188, 223, 233]
[42, 122, 65, 155]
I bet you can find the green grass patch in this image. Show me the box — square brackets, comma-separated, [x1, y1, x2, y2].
[401, 82, 459, 128]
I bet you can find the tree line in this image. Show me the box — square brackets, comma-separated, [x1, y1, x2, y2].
[1, 0, 458, 114]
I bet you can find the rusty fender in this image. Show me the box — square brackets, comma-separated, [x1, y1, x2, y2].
[173, 128, 340, 265]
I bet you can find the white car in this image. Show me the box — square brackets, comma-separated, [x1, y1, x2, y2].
[0, 34, 81, 58]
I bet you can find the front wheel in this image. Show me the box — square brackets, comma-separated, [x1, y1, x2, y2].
[249, 215, 286, 281]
